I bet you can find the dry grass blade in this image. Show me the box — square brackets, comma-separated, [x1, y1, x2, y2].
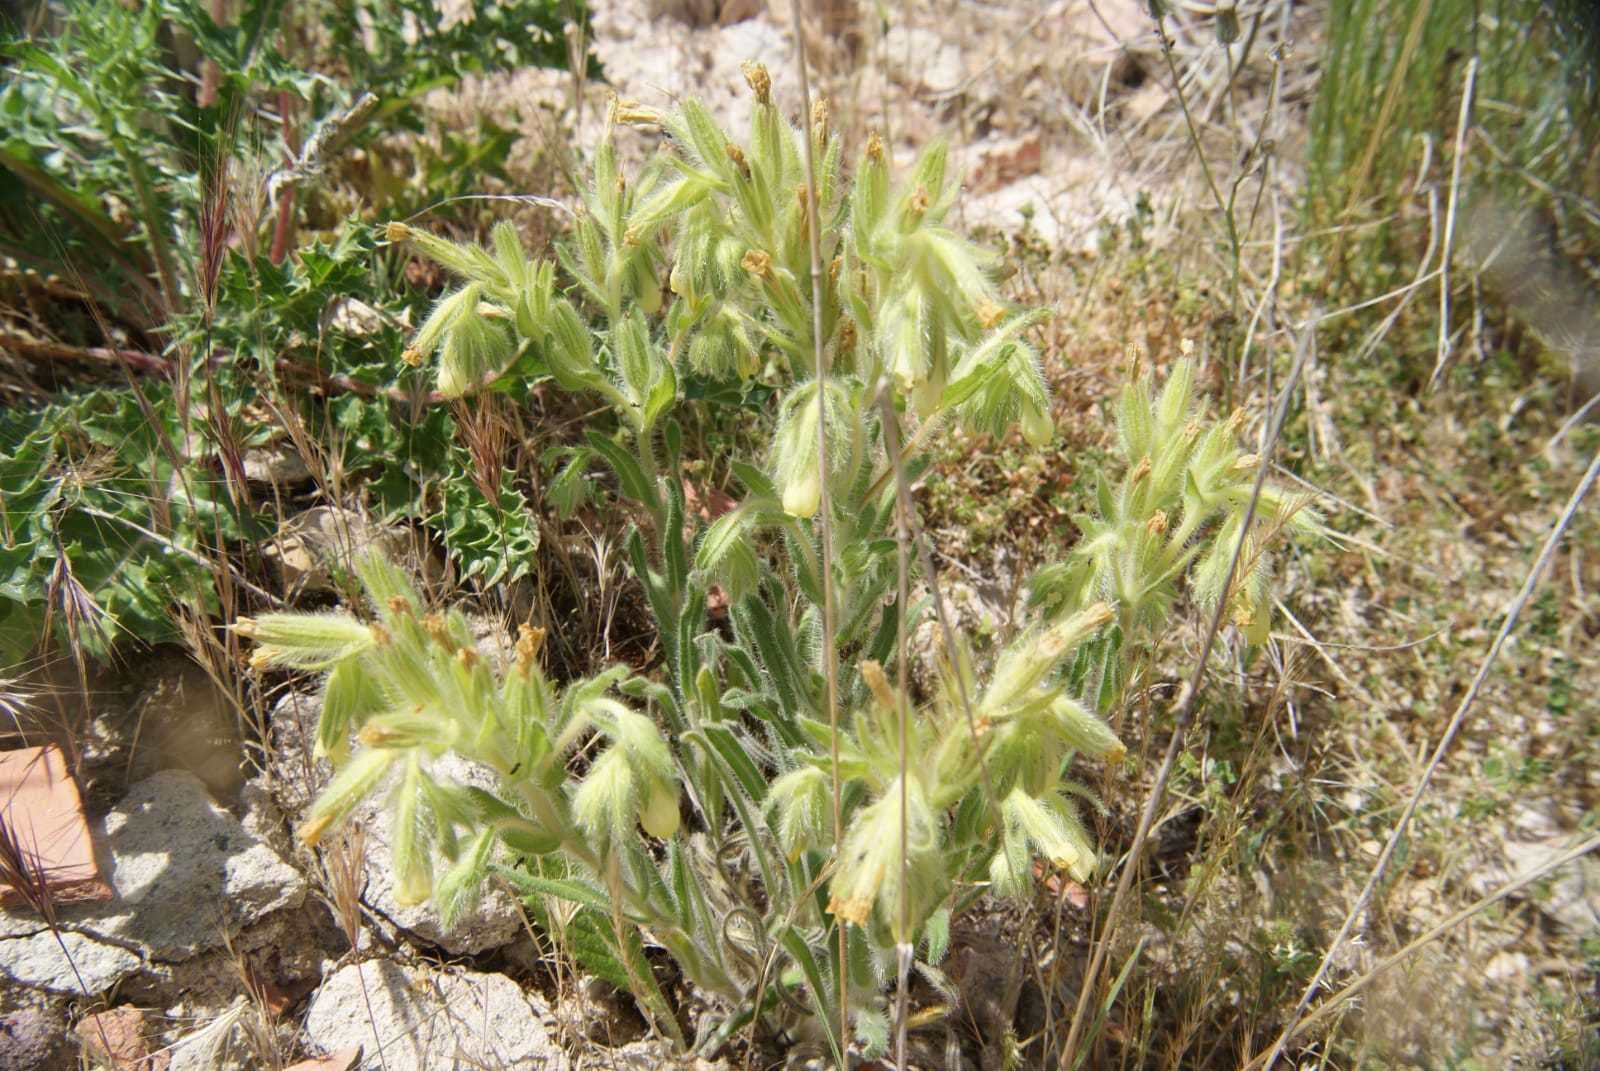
[42, 542, 109, 688]
[1428, 54, 1479, 388]
[1059, 328, 1315, 1067]
[0, 797, 57, 926]
[1260, 442, 1600, 1069]
[318, 823, 394, 1071]
[321, 824, 369, 953]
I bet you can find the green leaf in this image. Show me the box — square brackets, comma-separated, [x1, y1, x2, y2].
[922, 905, 952, 964]
[729, 459, 777, 499]
[697, 725, 769, 802]
[490, 865, 617, 916]
[779, 927, 842, 1065]
[587, 431, 660, 512]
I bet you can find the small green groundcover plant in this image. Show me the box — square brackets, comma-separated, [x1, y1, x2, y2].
[240, 68, 1318, 1059]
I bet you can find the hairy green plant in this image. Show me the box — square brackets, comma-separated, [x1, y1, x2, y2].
[244, 74, 1320, 1059]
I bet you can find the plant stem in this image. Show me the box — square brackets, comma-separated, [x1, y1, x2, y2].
[786, 1, 850, 1057]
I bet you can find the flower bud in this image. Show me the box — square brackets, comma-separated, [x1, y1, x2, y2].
[300, 748, 398, 847]
[514, 624, 546, 679]
[861, 660, 898, 713]
[358, 709, 456, 751]
[317, 660, 387, 763]
[611, 708, 677, 790]
[811, 97, 830, 143]
[572, 747, 636, 845]
[770, 379, 859, 519]
[1156, 358, 1195, 433]
[768, 766, 830, 861]
[909, 183, 930, 218]
[640, 780, 681, 839]
[976, 298, 1007, 330]
[437, 297, 515, 398]
[546, 300, 608, 394]
[741, 61, 772, 105]
[1004, 788, 1096, 881]
[1038, 601, 1114, 661]
[782, 466, 822, 519]
[1215, 3, 1240, 45]
[1048, 695, 1126, 763]
[988, 830, 1032, 898]
[434, 828, 495, 928]
[1021, 400, 1054, 447]
[741, 248, 772, 280]
[242, 612, 374, 669]
[390, 758, 433, 906]
[828, 779, 946, 942]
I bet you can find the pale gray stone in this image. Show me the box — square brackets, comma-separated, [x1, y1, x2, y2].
[0, 1001, 67, 1068]
[0, 927, 142, 994]
[883, 25, 963, 92]
[80, 770, 306, 960]
[303, 961, 567, 1071]
[242, 445, 312, 486]
[1, 770, 305, 973]
[1502, 837, 1599, 940]
[263, 506, 410, 595]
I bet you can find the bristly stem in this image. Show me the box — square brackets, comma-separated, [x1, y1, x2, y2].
[786, 1, 849, 1057]
[877, 384, 913, 1068]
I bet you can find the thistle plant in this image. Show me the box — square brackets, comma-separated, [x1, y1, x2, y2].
[242, 70, 1321, 1060]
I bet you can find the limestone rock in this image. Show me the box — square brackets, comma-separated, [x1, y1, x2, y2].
[0, 1001, 67, 1069]
[81, 770, 306, 960]
[303, 961, 567, 1071]
[263, 507, 409, 595]
[883, 25, 963, 93]
[242, 444, 313, 486]
[0, 769, 306, 989]
[0, 928, 142, 994]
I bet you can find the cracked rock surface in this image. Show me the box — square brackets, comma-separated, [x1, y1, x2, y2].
[303, 960, 568, 1071]
[0, 769, 306, 994]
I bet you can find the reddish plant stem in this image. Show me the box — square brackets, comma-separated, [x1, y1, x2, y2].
[197, 0, 227, 108]
[269, 90, 299, 266]
[0, 331, 494, 407]
[0, 333, 172, 377]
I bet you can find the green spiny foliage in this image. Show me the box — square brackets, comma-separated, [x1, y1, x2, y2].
[245, 71, 1322, 1058]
